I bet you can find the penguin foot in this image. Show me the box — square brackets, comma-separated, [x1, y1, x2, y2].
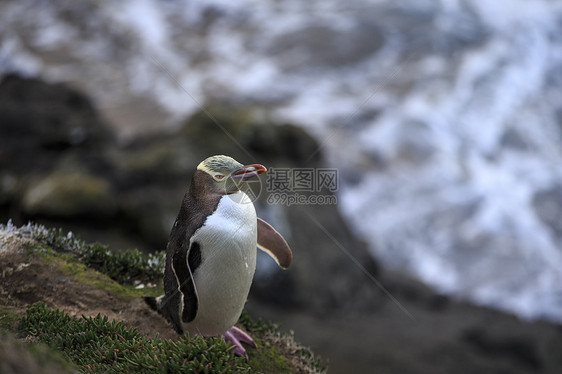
[222, 326, 256, 359]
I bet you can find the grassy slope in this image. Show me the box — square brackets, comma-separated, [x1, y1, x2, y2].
[0, 222, 325, 373]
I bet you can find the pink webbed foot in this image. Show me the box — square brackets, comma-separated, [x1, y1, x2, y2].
[221, 326, 257, 359]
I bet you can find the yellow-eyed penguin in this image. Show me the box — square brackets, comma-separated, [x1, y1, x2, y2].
[144, 155, 292, 358]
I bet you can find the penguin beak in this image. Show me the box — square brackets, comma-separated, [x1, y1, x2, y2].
[231, 164, 267, 179]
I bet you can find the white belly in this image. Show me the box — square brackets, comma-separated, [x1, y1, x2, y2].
[185, 191, 257, 336]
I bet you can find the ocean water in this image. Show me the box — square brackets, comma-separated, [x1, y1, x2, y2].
[2, 0, 562, 321]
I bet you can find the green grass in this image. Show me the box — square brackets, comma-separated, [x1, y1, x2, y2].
[18, 303, 326, 374]
[247, 337, 292, 374]
[28, 243, 163, 300]
[0, 306, 21, 332]
[238, 310, 279, 334]
[19, 302, 250, 373]
[30, 225, 165, 285]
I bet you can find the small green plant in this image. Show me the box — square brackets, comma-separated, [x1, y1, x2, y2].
[79, 243, 165, 284]
[19, 302, 249, 373]
[28, 224, 165, 285]
[238, 310, 278, 334]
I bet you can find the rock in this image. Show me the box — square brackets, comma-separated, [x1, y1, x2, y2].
[0, 74, 114, 174]
[109, 137, 197, 184]
[250, 268, 562, 374]
[119, 185, 184, 249]
[532, 186, 562, 243]
[180, 104, 322, 165]
[0, 73, 118, 228]
[22, 172, 117, 218]
[461, 328, 542, 371]
[268, 23, 384, 70]
[250, 199, 381, 314]
[0, 174, 18, 207]
[244, 123, 322, 165]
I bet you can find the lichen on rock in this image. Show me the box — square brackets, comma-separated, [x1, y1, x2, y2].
[22, 172, 118, 218]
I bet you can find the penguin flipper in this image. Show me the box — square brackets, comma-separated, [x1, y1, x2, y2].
[257, 217, 293, 269]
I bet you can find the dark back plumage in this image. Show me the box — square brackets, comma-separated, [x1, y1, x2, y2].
[146, 170, 222, 334]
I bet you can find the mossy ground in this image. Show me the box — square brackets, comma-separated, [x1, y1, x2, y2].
[248, 337, 292, 373]
[0, 222, 326, 373]
[28, 243, 163, 301]
[0, 304, 21, 331]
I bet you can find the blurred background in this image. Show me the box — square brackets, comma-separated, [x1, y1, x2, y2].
[2, 0, 562, 372]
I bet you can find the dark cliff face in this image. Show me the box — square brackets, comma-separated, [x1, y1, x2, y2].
[2, 75, 562, 374]
[0, 74, 114, 173]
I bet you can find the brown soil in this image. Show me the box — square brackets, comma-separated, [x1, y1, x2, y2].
[0, 247, 177, 341]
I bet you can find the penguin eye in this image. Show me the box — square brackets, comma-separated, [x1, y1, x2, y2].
[214, 174, 225, 180]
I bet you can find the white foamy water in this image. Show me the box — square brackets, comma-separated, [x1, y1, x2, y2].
[2, 0, 562, 321]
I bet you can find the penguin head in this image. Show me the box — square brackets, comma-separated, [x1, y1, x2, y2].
[197, 155, 267, 194]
